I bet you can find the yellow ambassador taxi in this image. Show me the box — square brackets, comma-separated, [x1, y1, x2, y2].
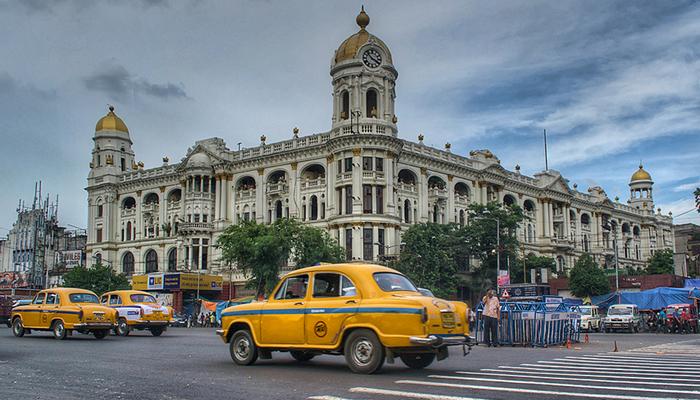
[217, 264, 474, 374]
[11, 288, 117, 340]
[101, 290, 173, 336]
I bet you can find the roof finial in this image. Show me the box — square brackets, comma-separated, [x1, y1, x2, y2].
[356, 6, 370, 30]
[108, 105, 115, 113]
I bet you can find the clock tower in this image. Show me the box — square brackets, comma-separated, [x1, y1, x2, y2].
[330, 7, 398, 137]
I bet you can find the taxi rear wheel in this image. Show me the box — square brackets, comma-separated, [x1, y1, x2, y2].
[230, 330, 258, 365]
[94, 330, 108, 340]
[150, 327, 164, 337]
[399, 352, 436, 369]
[344, 329, 385, 374]
[52, 320, 67, 340]
[12, 318, 25, 337]
[290, 351, 315, 362]
[116, 319, 130, 336]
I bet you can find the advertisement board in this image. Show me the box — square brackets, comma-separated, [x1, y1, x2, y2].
[57, 250, 83, 268]
[131, 273, 222, 291]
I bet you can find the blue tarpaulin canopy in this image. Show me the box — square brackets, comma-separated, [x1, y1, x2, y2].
[684, 279, 700, 288]
[591, 287, 698, 311]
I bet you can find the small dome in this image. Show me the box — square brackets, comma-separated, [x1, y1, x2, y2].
[334, 7, 392, 64]
[187, 152, 211, 168]
[95, 106, 129, 133]
[631, 164, 652, 182]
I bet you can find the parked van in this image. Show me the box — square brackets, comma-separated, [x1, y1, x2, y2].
[579, 305, 601, 332]
[602, 304, 641, 333]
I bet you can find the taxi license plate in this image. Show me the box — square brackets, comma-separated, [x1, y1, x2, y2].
[94, 314, 104, 320]
[441, 312, 456, 328]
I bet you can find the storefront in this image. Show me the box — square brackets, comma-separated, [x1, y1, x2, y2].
[131, 272, 223, 314]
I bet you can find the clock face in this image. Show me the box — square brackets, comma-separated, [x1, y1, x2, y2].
[362, 48, 382, 68]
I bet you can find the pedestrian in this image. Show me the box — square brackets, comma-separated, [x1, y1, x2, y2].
[481, 289, 500, 347]
[657, 308, 667, 333]
[209, 313, 215, 327]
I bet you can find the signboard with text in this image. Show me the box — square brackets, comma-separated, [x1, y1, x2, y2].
[131, 273, 222, 292]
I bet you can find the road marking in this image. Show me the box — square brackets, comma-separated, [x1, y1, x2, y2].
[560, 356, 700, 366]
[499, 365, 700, 379]
[484, 368, 700, 383]
[396, 379, 696, 400]
[308, 397, 354, 400]
[427, 374, 700, 396]
[575, 355, 700, 363]
[568, 356, 700, 366]
[349, 387, 486, 400]
[459, 370, 697, 387]
[537, 360, 700, 371]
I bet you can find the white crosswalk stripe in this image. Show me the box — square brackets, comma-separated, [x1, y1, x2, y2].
[308, 349, 700, 400]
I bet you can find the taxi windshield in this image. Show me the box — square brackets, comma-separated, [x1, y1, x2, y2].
[373, 272, 417, 292]
[579, 306, 592, 315]
[608, 307, 632, 315]
[69, 293, 99, 303]
[130, 294, 157, 303]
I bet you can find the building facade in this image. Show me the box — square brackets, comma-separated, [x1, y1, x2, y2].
[85, 9, 674, 288]
[674, 223, 700, 277]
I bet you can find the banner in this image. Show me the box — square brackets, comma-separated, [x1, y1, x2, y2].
[132, 272, 222, 291]
[497, 273, 510, 287]
[58, 250, 83, 268]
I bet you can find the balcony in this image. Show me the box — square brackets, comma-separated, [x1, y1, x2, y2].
[121, 208, 136, 218]
[185, 192, 213, 201]
[397, 182, 417, 195]
[141, 203, 159, 213]
[551, 237, 574, 249]
[300, 177, 326, 191]
[266, 182, 289, 196]
[428, 187, 448, 199]
[236, 188, 256, 200]
[455, 194, 470, 206]
[362, 171, 385, 181]
[335, 172, 353, 186]
[178, 222, 213, 233]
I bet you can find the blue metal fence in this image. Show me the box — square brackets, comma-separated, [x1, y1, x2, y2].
[475, 301, 581, 347]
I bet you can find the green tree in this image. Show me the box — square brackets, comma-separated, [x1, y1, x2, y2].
[569, 254, 610, 297]
[216, 218, 345, 297]
[461, 201, 525, 296]
[512, 254, 556, 283]
[392, 223, 462, 298]
[646, 248, 675, 275]
[61, 263, 131, 295]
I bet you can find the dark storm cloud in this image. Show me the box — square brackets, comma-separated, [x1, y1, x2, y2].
[83, 64, 189, 101]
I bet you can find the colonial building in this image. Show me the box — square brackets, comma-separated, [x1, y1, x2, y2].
[85, 9, 674, 289]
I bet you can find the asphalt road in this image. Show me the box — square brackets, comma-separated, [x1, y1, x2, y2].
[1, 327, 699, 400]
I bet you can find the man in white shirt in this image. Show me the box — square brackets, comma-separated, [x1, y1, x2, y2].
[482, 289, 500, 347]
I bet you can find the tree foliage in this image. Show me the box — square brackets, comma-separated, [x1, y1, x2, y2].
[569, 254, 610, 297]
[392, 201, 524, 299]
[646, 248, 675, 275]
[61, 264, 131, 295]
[217, 218, 344, 297]
[391, 223, 462, 298]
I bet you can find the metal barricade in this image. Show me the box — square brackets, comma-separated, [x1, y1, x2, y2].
[475, 301, 581, 347]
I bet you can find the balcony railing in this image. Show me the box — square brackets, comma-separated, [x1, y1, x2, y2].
[185, 192, 213, 201]
[428, 187, 448, 199]
[178, 222, 213, 233]
[236, 188, 256, 200]
[301, 178, 326, 190]
[397, 182, 417, 194]
[267, 182, 289, 195]
[141, 203, 159, 213]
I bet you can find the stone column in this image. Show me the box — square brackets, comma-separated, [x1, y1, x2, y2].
[537, 200, 545, 239]
[160, 188, 167, 237]
[352, 224, 363, 261]
[419, 168, 429, 222]
[256, 168, 265, 223]
[352, 148, 362, 214]
[326, 155, 335, 217]
[222, 175, 230, 222]
[289, 163, 299, 219]
[214, 175, 222, 221]
[385, 155, 395, 215]
[447, 176, 455, 224]
[547, 201, 554, 238]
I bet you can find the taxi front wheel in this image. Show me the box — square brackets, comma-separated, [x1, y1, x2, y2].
[150, 327, 164, 337]
[230, 330, 258, 365]
[116, 319, 130, 336]
[12, 318, 25, 337]
[344, 329, 385, 374]
[52, 320, 67, 340]
[94, 330, 108, 340]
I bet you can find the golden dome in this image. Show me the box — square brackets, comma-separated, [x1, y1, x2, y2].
[334, 7, 392, 64]
[95, 106, 129, 133]
[631, 164, 652, 182]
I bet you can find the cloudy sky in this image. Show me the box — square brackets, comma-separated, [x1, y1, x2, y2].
[1, 0, 699, 235]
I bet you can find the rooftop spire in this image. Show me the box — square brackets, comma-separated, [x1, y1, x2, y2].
[356, 6, 369, 30]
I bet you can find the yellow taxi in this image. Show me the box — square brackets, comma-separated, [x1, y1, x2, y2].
[101, 290, 173, 336]
[11, 288, 117, 340]
[217, 264, 473, 374]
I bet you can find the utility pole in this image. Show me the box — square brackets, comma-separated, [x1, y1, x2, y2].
[543, 129, 549, 171]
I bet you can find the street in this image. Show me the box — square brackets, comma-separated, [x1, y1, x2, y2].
[1, 327, 699, 400]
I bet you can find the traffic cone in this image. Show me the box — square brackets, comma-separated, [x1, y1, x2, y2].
[566, 338, 571, 349]
[613, 340, 619, 352]
[584, 333, 589, 344]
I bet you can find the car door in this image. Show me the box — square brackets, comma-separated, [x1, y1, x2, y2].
[42, 292, 60, 328]
[24, 292, 46, 328]
[260, 274, 308, 345]
[305, 272, 359, 346]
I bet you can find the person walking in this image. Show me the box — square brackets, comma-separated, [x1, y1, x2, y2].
[482, 289, 500, 347]
[209, 313, 215, 328]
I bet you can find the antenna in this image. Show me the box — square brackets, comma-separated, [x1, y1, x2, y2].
[543, 129, 549, 171]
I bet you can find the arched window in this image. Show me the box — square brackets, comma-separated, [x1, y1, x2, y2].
[503, 194, 516, 207]
[145, 250, 158, 273]
[580, 213, 590, 226]
[126, 221, 132, 241]
[341, 90, 350, 120]
[455, 182, 470, 201]
[366, 89, 378, 118]
[523, 200, 535, 213]
[122, 197, 136, 209]
[94, 253, 102, 265]
[527, 224, 533, 243]
[433, 204, 439, 223]
[310, 196, 318, 221]
[143, 192, 159, 205]
[122, 252, 135, 275]
[167, 189, 182, 203]
[459, 210, 465, 226]
[167, 248, 177, 272]
[404, 199, 411, 223]
[557, 256, 565, 272]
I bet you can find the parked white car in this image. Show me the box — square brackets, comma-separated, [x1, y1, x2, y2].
[579, 305, 601, 332]
[603, 304, 641, 333]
